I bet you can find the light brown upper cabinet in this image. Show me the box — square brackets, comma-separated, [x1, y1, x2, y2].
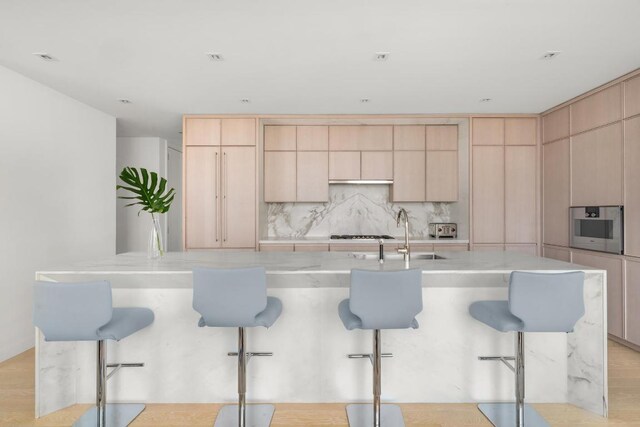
[297, 126, 328, 151]
[361, 151, 393, 180]
[426, 125, 457, 150]
[626, 259, 640, 345]
[264, 126, 296, 150]
[543, 138, 570, 247]
[221, 147, 256, 248]
[297, 151, 328, 202]
[472, 118, 504, 145]
[393, 151, 425, 202]
[625, 75, 640, 119]
[571, 122, 623, 206]
[427, 151, 458, 202]
[571, 85, 622, 135]
[329, 151, 360, 180]
[505, 146, 536, 243]
[472, 145, 505, 243]
[221, 119, 256, 146]
[184, 118, 221, 146]
[505, 118, 537, 145]
[264, 151, 296, 202]
[625, 116, 640, 257]
[329, 126, 393, 151]
[394, 126, 425, 150]
[543, 107, 570, 143]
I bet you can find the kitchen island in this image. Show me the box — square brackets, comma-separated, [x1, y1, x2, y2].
[35, 251, 607, 418]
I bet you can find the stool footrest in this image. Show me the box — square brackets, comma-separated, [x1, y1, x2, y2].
[228, 351, 273, 364]
[478, 356, 515, 373]
[348, 353, 392, 366]
[105, 362, 145, 380]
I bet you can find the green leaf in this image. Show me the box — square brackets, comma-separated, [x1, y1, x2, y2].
[116, 167, 176, 215]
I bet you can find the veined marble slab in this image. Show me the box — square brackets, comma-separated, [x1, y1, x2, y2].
[259, 236, 470, 245]
[35, 251, 607, 419]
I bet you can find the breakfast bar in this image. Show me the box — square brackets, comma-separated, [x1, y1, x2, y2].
[34, 251, 607, 419]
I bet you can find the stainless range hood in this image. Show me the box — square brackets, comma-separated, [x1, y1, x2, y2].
[328, 180, 393, 185]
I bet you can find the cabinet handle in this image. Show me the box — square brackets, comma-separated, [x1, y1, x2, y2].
[215, 151, 219, 242]
[223, 152, 227, 242]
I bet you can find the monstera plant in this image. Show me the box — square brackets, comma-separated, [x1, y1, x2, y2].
[116, 167, 176, 258]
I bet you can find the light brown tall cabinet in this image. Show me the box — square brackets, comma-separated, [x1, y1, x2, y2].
[471, 117, 538, 253]
[183, 117, 256, 249]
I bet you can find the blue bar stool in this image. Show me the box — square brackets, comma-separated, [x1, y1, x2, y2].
[192, 267, 282, 427]
[338, 268, 423, 427]
[33, 280, 154, 427]
[469, 271, 585, 427]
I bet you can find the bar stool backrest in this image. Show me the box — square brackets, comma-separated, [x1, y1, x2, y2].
[350, 269, 423, 329]
[33, 281, 113, 341]
[193, 267, 268, 327]
[509, 271, 585, 333]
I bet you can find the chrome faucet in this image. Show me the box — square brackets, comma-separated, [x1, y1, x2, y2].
[396, 208, 410, 262]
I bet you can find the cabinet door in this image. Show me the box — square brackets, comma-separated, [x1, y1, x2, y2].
[361, 151, 392, 180]
[294, 243, 329, 252]
[572, 251, 624, 338]
[505, 146, 536, 243]
[259, 243, 294, 252]
[543, 107, 570, 143]
[185, 146, 220, 248]
[472, 146, 505, 243]
[392, 151, 425, 202]
[427, 125, 458, 150]
[505, 118, 537, 146]
[222, 147, 255, 248]
[505, 244, 537, 255]
[184, 118, 220, 146]
[329, 151, 360, 180]
[543, 139, 570, 247]
[221, 119, 255, 146]
[264, 151, 296, 202]
[472, 244, 505, 251]
[626, 259, 640, 345]
[297, 126, 328, 151]
[571, 84, 622, 134]
[472, 118, 504, 145]
[297, 151, 328, 202]
[624, 116, 640, 257]
[329, 126, 392, 151]
[625, 75, 640, 119]
[426, 151, 458, 202]
[264, 125, 296, 150]
[542, 245, 571, 262]
[571, 123, 623, 206]
[394, 126, 425, 150]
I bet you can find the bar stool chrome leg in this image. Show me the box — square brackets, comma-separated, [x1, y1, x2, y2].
[477, 332, 550, 427]
[74, 340, 146, 427]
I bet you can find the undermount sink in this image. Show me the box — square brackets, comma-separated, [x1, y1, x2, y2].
[349, 252, 446, 260]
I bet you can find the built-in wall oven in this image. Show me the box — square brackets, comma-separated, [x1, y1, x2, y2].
[570, 206, 623, 254]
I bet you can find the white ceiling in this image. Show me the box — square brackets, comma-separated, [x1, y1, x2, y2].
[1, 0, 639, 141]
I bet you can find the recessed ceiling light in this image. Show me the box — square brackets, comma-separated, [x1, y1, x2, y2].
[32, 52, 57, 62]
[479, 98, 492, 103]
[240, 99, 251, 104]
[117, 99, 132, 104]
[374, 52, 390, 61]
[360, 98, 371, 103]
[207, 53, 224, 61]
[540, 51, 561, 60]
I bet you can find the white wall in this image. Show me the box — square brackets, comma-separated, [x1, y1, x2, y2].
[0, 65, 116, 362]
[116, 137, 166, 253]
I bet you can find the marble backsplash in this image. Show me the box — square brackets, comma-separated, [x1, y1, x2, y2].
[266, 185, 467, 239]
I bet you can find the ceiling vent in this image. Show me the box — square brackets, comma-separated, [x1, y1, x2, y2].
[540, 51, 561, 60]
[207, 53, 224, 61]
[117, 99, 132, 104]
[479, 98, 492, 103]
[33, 52, 57, 61]
[374, 52, 390, 61]
[360, 98, 371, 103]
[240, 99, 251, 104]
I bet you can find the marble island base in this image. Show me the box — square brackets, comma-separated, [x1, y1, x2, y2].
[35, 251, 607, 419]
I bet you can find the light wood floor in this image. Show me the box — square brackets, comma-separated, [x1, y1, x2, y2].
[2, 340, 640, 426]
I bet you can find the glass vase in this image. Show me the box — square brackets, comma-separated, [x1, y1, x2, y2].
[148, 215, 164, 259]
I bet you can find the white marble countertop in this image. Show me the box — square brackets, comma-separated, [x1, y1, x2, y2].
[37, 250, 598, 276]
[258, 236, 470, 244]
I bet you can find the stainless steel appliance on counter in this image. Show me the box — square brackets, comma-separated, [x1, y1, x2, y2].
[570, 206, 623, 254]
[428, 223, 457, 239]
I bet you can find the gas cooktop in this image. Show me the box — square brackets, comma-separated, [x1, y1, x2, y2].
[330, 234, 396, 240]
